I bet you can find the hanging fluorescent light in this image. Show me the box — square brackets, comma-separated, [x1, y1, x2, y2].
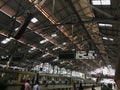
[103, 37, 114, 41]
[31, 17, 38, 23]
[28, 47, 36, 52]
[53, 47, 59, 50]
[53, 58, 58, 61]
[40, 39, 48, 44]
[72, 49, 75, 51]
[1, 37, 13, 44]
[42, 53, 49, 57]
[63, 42, 67, 45]
[92, 0, 111, 5]
[103, 37, 108, 40]
[109, 38, 114, 41]
[14, 27, 19, 31]
[99, 23, 112, 27]
[51, 33, 57, 37]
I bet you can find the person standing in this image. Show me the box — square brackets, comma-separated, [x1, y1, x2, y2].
[33, 81, 40, 90]
[79, 82, 83, 90]
[25, 80, 31, 90]
[92, 85, 96, 90]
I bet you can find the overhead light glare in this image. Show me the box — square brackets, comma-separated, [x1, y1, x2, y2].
[42, 53, 49, 57]
[63, 42, 67, 45]
[99, 23, 112, 27]
[31, 17, 38, 23]
[92, 0, 111, 5]
[14, 27, 19, 31]
[40, 39, 48, 44]
[53, 47, 59, 51]
[1, 37, 13, 44]
[103, 37, 114, 41]
[53, 58, 58, 61]
[103, 37, 108, 40]
[109, 38, 114, 41]
[51, 33, 57, 37]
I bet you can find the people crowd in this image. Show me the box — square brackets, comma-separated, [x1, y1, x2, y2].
[101, 83, 114, 90]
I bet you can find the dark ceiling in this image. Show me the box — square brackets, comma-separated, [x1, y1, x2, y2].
[0, 0, 119, 73]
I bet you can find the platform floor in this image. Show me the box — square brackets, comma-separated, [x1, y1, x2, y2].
[85, 86, 117, 90]
[6, 85, 117, 90]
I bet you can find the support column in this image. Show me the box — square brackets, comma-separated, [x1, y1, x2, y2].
[17, 74, 22, 84]
[114, 33, 120, 89]
[114, 54, 120, 89]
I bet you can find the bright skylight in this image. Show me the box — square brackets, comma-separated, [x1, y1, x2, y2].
[99, 23, 112, 27]
[42, 53, 49, 57]
[53, 47, 59, 51]
[51, 33, 57, 37]
[103, 37, 108, 40]
[40, 39, 48, 44]
[1, 37, 13, 44]
[92, 0, 111, 5]
[14, 27, 19, 31]
[63, 42, 67, 45]
[28, 47, 36, 52]
[109, 38, 114, 41]
[100, 79, 115, 84]
[90, 65, 115, 76]
[103, 37, 114, 41]
[31, 17, 38, 23]
[53, 58, 58, 61]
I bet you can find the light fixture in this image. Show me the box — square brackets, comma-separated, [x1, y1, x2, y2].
[51, 33, 57, 37]
[72, 49, 75, 51]
[53, 58, 58, 61]
[99, 23, 112, 27]
[52, 47, 59, 50]
[40, 39, 48, 44]
[109, 38, 114, 41]
[92, 0, 111, 5]
[14, 27, 19, 31]
[103, 37, 114, 41]
[103, 37, 108, 40]
[63, 42, 67, 45]
[42, 53, 49, 57]
[31, 17, 38, 23]
[28, 47, 36, 52]
[1, 37, 13, 44]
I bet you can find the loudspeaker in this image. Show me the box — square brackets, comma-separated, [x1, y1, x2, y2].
[13, 13, 33, 39]
[59, 51, 75, 60]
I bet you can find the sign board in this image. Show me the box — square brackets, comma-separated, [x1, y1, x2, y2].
[76, 51, 97, 59]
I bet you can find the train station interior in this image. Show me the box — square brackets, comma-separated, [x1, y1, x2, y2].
[0, 0, 120, 90]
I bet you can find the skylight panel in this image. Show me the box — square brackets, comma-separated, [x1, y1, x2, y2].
[103, 37, 108, 40]
[14, 27, 19, 31]
[28, 47, 36, 52]
[31, 17, 38, 23]
[42, 53, 49, 57]
[40, 39, 48, 44]
[63, 42, 67, 45]
[103, 37, 114, 41]
[92, 0, 101, 5]
[99, 23, 112, 27]
[101, 0, 111, 5]
[92, 0, 111, 5]
[1, 37, 12, 44]
[52, 47, 60, 51]
[109, 38, 114, 41]
[51, 33, 57, 37]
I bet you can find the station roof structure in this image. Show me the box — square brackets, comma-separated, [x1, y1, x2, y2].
[0, 0, 119, 73]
